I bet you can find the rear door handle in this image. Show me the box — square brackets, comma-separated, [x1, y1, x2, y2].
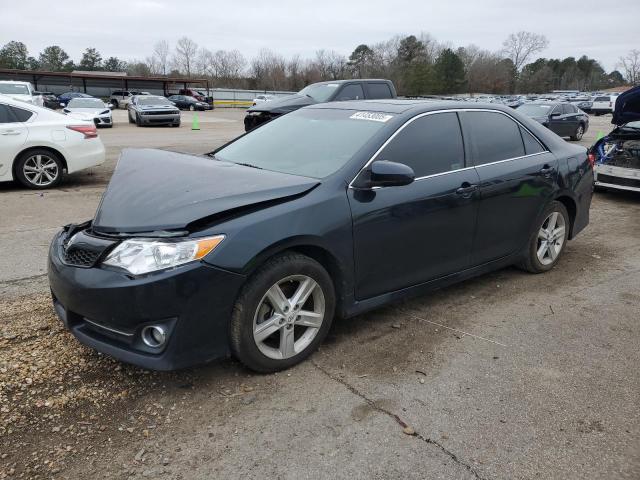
[456, 184, 478, 196]
[1, 130, 21, 136]
[540, 165, 554, 177]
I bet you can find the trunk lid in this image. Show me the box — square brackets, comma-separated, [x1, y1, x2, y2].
[612, 85, 640, 125]
[92, 149, 319, 234]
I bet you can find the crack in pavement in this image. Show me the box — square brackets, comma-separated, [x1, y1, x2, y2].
[0, 273, 48, 286]
[312, 360, 488, 480]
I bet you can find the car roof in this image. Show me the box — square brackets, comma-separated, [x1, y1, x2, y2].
[307, 99, 522, 115]
[0, 80, 31, 85]
[312, 79, 392, 86]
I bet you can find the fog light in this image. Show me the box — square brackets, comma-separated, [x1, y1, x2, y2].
[141, 325, 166, 348]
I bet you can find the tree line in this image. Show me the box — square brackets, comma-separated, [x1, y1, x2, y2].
[0, 34, 637, 95]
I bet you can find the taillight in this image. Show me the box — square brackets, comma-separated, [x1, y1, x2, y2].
[588, 153, 596, 168]
[66, 125, 97, 139]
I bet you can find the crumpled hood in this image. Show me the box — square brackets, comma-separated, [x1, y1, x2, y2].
[92, 149, 319, 234]
[247, 94, 314, 114]
[612, 85, 640, 125]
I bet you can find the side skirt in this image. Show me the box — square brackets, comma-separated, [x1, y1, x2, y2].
[341, 252, 521, 319]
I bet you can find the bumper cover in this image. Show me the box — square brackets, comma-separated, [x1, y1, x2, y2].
[48, 230, 246, 370]
[139, 114, 180, 125]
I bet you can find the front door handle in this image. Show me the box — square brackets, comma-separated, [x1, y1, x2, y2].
[456, 183, 478, 196]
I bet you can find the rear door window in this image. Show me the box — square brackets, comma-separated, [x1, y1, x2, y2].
[0, 104, 17, 123]
[365, 83, 393, 99]
[336, 84, 364, 101]
[460, 111, 525, 165]
[9, 106, 34, 122]
[376, 112, 465, 177]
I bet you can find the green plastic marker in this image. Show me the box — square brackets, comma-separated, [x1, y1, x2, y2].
[192, 113, 200, 131]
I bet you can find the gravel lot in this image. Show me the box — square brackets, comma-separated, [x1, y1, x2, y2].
[0, 110, 638, 480]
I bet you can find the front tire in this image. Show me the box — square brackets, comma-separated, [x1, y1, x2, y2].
[15, 150, 64, 189]
[135, 113, 142, 127]
[519, 201, 569, 273]
[230, 252, 335, 373]
[189, 105, 195, 111]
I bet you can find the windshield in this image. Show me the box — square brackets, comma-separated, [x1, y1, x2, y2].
[215, 109, 391, 178]
[68, 98, 104, 108]
[139, 96, 172, 106]
[0, 84, 30, 95]
[299, 83, 340, 102]
[622, 121, 640, 129]
[517, 104, 553, 116]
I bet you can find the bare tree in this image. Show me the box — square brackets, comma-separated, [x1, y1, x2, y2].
[502, 31, 549, 72]
[173, 37, 198, 77]
[152, 40, 170, 75]
[619, 49, 640, 85]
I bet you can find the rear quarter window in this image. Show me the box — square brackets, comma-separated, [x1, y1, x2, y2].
[519, 126, 545, 155]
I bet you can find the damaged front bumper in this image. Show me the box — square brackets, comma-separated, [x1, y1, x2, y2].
[47, 226, 246, 370]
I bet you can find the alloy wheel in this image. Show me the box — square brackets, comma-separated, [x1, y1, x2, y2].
[536, 211, 566, 266]
[253, 275, 325, 360]
[576, 125, 584, 139]
[22, 154, 59, 187]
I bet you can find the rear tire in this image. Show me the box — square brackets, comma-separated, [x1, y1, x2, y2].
[570, 123, 585, 141]
[111, 99, 119, 109]
[518, 201, 569, 273]
[15, 149, 64, 189]
[230, 252, 335, 373]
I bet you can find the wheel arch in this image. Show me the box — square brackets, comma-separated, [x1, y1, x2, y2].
[554, 194, 577, 238]
[13, 146, 68, 178]
[239, 237, 351, 317]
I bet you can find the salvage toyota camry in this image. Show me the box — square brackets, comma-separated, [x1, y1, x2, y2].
[48, 100, 593, 372]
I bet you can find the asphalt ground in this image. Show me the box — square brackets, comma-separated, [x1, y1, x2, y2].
[0, 110, 638, 479]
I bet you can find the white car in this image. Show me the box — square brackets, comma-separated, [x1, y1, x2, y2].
[0, 80, 37, 105]
[591, 94, 617, 116]
[0, 96, 105, 189]
[63, 97, 113, 128]
[252, 94, 275, 106]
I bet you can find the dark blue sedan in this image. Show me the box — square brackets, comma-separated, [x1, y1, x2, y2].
[57, 92, 93, 107]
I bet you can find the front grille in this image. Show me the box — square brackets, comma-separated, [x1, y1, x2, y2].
[62, 247, 101, 267]
[143, 110, 177, 115]
[59, 229, 116, 268]
[597, 173, 640, 189]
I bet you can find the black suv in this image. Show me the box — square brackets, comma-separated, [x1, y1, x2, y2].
[244, 79, 397, 131]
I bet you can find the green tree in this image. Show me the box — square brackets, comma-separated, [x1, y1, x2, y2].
[348, 44, 374, 78]
[38, 46, 73, 71]
[433, 49, 466, 94]
[78, 47, 103, 70]
[0, 41, 29, 69]
[397, 35, 425, 64]
[103, 56, 127, 72]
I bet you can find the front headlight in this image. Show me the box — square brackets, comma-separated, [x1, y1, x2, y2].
[102, 235, 224, 275]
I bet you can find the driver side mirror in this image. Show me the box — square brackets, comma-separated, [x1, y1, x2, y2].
[356, 160, 415, 189]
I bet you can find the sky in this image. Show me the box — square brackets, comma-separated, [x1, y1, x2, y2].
[1, 0, 638, 72]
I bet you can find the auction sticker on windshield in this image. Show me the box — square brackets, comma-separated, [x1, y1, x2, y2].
[350, 111, 394, 123]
